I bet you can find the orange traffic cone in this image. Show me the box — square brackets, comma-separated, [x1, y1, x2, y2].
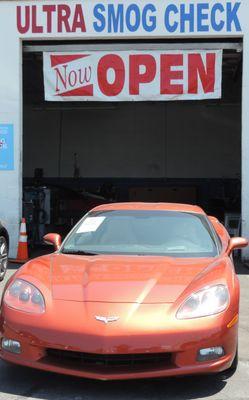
[10, 218, 29, 264]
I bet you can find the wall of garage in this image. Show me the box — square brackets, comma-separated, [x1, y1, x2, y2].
[23, 102, 241, 179]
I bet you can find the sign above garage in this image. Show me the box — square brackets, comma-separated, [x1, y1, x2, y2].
[16, 1, 242, 36]
[43, 50, 222, 102]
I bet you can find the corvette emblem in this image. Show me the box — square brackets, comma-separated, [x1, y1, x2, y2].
[95, 316, 120, 324]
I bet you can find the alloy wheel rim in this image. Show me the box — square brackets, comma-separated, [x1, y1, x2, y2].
[0, 238, 8, 278]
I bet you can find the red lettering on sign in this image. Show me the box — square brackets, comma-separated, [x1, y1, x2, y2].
[17, 6, 30, 34]
[43, 5, 56, 33]
[129, 55, 156, 95]
[51, 54, 92, 96]
[54, 64, 92, 92]
[72, 4, 86, 32]
[31, 5, 43, 33]
[160, 54, 184, 95]
[17, 4, 87, 34]
[98, 55, 125, 96]
[55, 65, 68, 91]
[188, 53, 216, 94]
[58, 5, 71, 33]
[44, 51, 220, 101]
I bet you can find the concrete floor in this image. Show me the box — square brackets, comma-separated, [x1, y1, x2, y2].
[0, 262, 249, 400]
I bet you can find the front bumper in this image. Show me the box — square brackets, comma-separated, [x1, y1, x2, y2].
[0, 350, 235, 381]
[0, 301, 238, 380]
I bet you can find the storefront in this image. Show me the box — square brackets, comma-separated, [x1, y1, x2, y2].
[0, 0, 248, 258]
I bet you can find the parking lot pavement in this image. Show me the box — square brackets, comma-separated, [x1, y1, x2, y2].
[0, 263, 249, 400]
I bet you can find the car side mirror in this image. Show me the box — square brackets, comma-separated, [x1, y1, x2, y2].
[227, 237, 248, 255]
[43, 233, 62, 251]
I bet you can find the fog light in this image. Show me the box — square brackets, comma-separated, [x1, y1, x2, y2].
[197, 347, 225, 362]
[1, 338, 21, 354]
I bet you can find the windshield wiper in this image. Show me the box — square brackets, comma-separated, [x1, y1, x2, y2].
[61, 250, 99, 256]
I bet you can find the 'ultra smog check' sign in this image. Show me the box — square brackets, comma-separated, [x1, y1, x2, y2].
[16, 1, 242, 36]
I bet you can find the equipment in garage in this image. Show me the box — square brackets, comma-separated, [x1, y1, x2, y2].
[224, 213, 241, 238]
[23, 186, 51, 247]
[23, 185, 109, 246]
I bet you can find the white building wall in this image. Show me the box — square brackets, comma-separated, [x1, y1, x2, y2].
[242, 35, 249, 258]
[0, 3, 22, 257]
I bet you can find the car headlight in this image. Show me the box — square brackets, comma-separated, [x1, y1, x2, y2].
[176, 284, 229, 320]
[4, 279, 45, 314]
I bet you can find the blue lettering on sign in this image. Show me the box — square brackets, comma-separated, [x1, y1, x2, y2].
[108, 5, 124, 33]
[92, 2, 242, 34]
[0, 124, 14, 171]
[142, 4, 157, 32]
[211, 4, 225, 32]
[93, 3, 157, 33]
[164, 5, 178, 33]
[227, 2, 241, 32]
[180, 4, 194, 33]
[126, 4, 141, 32]
[93, 4, 106, 32]
[197, 3, 209, 32]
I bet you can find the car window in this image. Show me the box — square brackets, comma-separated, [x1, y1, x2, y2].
[61, 210, 219, 258]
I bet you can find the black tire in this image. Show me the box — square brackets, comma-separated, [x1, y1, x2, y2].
[0, 235, 8, 281]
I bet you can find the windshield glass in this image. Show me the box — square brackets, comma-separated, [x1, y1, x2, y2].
[61, 210, 219, 258]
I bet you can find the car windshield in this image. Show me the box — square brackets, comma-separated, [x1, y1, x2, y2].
[61, 210, 219, 258]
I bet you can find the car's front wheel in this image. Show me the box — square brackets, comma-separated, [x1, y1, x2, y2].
[0, 235, 8, 281]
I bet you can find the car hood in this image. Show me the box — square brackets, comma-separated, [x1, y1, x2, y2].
[48, 253, 216, 304]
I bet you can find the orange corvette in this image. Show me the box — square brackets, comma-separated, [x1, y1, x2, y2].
[0, 203, 248, 380]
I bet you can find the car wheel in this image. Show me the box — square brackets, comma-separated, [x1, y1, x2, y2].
[0, 235, 8, 281]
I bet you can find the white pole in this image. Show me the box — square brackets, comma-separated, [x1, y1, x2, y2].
[0, 4, 22, 258]
[242, 34, 249, 259]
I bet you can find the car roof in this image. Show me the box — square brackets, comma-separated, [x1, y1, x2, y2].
[91, 202, 205, 215]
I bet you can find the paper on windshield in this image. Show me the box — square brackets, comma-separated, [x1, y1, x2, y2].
[76, 217, 106, 233]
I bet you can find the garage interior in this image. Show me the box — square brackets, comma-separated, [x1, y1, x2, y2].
[22, 39, 242, 248]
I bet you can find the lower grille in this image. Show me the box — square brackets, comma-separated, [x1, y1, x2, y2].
[45, 348, 173, 372]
